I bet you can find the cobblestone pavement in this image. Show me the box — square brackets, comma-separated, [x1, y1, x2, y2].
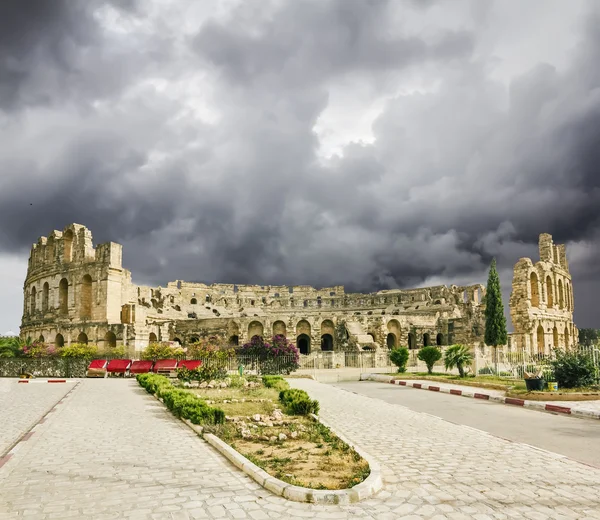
[0, 379, 73, 456]
[1, 379, 599, 519]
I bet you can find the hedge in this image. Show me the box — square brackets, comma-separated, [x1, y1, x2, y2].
[262, 375, 290, 392]
[136, 374, 225, 425]
[279, 388, 319, 416]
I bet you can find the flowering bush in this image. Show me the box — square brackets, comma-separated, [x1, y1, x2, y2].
[186, 338, 235, 361]
[237, 335, 300, 375]
[22, 341, 58, 358]
[141, 342, 184, 361]
[58, 343, 99, 359]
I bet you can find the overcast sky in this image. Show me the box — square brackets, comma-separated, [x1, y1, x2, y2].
[1, 0, 599, 335]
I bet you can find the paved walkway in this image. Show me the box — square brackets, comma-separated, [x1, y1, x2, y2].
[0, 379, 73, 456]
[1, 379, 599, 519]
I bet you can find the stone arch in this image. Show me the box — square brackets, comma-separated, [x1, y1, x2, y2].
[80, 275, 92, 319]
[55, 333, 64, 348]
[321, 319, 335, 336]
[42, 282, 49, 312]
[229, 335, 239, 346]
[436, 333, 444, 346]
[189, 336, 200, 344]
[558, 279, 564, 309]
[190, 298, 197, 305]
[423, 333, 431, 347]
[63, 229, 73, 262]
[173, 337, 182, 345]
[564, 325, 570, 348]
[38, 335, 45, 343]
[565, 282, 571, 311]
[149, 332, 158, 343]
[30, 286, 36, 314]
[248, 321, 264, 338]
[296, 319, 311, 336]
[553, 326, 559, 349]
[529, 272, 540, 307]
[408, 332, 417, 350]
[297, 334, 311, 355]
[546, 276, 554, 307]
[321, 334, 333, 351]
[77, 332, 88, 345]
[536, 325, 544, 354]
[104, 331, 117, 349]
[272, 320, 286, 336]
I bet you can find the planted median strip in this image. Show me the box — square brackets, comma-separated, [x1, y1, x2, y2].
[137, 373, 382, 503]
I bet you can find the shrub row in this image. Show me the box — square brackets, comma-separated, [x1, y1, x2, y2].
[262, 375, 290, 392]
[136, 374, 225, 425]
[279, 388, 320, 416]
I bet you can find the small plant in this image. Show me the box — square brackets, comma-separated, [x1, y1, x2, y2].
[279, 388, 319, 415]
[444, 344, 473, 378]
[141, 342, 184, 361]
[390, 347, 409, 373]
[417, 346, 442, 374]
[550, 349, 596, 388]
[58, 343, 98, 359]
[262, 375, 290, 391]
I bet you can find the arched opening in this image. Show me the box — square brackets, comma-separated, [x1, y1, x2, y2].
[104, 331, 117, 349]
[553, 326, 559, 349]
[248, 321, 264, 338]
[190, 298, 197, 305]
[536, 325, 544, 355]
[565, 282, 571, 311]
[272, 320, 286, 336]
[63, 229, 73, 262]
[296, 319, 311, 336]
[229, 335, 239, 346]
[149, 332, 158, 343]
[423, 333, 431, 347]
[42, 282, 49, 313]
[436, 333, 444, 346]
[77, 332, 88, 345]
[558, 279, 564, 309]
[206, 295, 211, 303]
[321, 334, 333, 351]
[408, 333, 417, 350]
[297, 334, 311, 355]
[546, 276, 554, 307]
[173, 337, 182, 345]
[189, 336, 200, 344]
[30, 286, 36, 314]
[55, 334, 64, 348]
[530, 272, 540, 307]
[80, 275, 92, 319]
[38, 335, 45, 343]
[564, 326, 570, 349]
[386, 333, 397, 349]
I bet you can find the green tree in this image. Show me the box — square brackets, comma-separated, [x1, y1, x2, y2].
[444, 344, 473, 377]
[390, 347, 409, 373]
[484, 258, 507, 371]
[578, 329, 600, 347]
[417, 346, 442, 374]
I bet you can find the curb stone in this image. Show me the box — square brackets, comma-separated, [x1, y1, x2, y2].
[361, 373, 600, 421]
[149, 389, 383, 504]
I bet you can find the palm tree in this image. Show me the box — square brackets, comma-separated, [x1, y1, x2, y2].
[444, 344, 473, 377]
[0, 336, 26, 358]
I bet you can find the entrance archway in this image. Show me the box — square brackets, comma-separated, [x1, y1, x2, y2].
[149, 332, 158, 343]
[423, 333, 431, 347]
[408, 333, 417, 349]
[77, 332, 88, 345]
[386, 333, 397, 349]
[436, 333, 444, 346]
[536, 325, 544, 354]
[104, 331, 117, 349]
[59, 278, 69, 314]
[297, 334, 311, 355]
[321, 334, 333, 351]
[55, 334, 64, 348]
[564, 326, 570, 348]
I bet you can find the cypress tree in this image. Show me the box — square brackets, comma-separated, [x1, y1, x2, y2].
[484, 258, 508, 348]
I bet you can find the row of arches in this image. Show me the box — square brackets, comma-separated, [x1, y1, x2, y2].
[529, 272, 573, 311]
[534, 323, 572, 354]
[38, 330, 117, 348]
[27, 275, 93, 318]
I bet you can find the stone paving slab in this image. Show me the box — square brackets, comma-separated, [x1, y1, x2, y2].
[0, 378, 73, 456]
[1, 378, 600, 519]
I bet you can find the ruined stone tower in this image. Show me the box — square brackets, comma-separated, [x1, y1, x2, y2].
[509, 234, 577, 354]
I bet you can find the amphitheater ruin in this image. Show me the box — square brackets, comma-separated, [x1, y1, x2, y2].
[20, 224, 576, 356]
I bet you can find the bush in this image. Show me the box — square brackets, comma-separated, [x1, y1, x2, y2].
[22, 341, 58, 358]
[417, 346, 442, 374]
[444, 344, 473, 378]
[550, 349, 597, 388]
[176, 365, 227, 383]
[141, 342, 184, 361]
[237, 335, 300, 375]
[279, 388, 319, 415]
[136, 374, 224, 425]
[58, 343, 98, 359]
[390, 347, 409, 373]
[262, 375, 290, 392]
[186, 338, 235, 361]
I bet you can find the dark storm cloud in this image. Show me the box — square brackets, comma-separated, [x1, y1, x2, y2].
[1, 0, 600, 331]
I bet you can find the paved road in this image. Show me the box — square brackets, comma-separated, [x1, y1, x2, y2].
[0, 379, 73, 456]
[1, 378, 600, 519]
[334, 381, 600, 468]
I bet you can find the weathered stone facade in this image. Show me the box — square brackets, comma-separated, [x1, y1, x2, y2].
[20, 224, 487, 354]
[509, 233, 577, 354]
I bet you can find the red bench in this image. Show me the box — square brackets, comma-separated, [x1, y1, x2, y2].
[153, 359, 178, 376]
[87, 360, 108, 378]
[107, 359, 132, 376]
[129, 360, 154, 374]
[177, 360, 202, 370]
